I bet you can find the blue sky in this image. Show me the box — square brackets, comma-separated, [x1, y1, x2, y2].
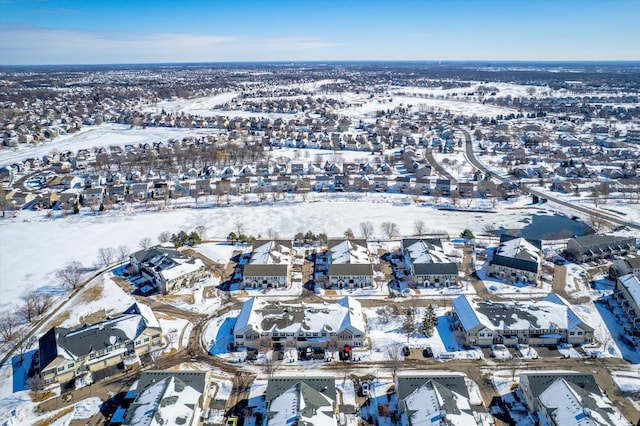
[1, 0, 639, 65]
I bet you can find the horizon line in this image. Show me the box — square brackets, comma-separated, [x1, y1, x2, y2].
[2, 59, 640, 68]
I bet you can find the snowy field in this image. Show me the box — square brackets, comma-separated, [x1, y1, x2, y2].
[0, 195, 546, 315]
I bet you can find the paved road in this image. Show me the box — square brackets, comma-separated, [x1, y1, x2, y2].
[425, 147, 457, 183]
[458, 126, 639, 230]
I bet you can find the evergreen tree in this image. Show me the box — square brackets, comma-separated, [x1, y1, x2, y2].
[420, 305, 439, 338]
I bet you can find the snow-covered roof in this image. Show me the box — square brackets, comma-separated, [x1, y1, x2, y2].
[402, 380, 475, 426]
[617, 274, 640, 309]
[235, 296, 365, 335]
[267, 381, 335, 426]
[45, 303, 160, 361]
[124, 376, 202, 426]
[495, 237, 540, 263]
[159, 258, 204, 282]
[452, 295, 593, 333]
[249, 240, 292, 265]
[404, 239, 450, 265]
[329, 239, 369, 265]
[537, 378, 620, 426]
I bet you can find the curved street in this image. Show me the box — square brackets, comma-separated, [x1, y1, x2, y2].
[457, 126, 639, 231]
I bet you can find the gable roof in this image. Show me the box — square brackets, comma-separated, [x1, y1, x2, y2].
[39, 303, 160, 363]
[124, 375, 203, 426]
[537, 378, 618, 426]
[452, 294, 593, 333]
[491, 237, 540, 273]
[266, 381, 335, 426]
[234, 296, 365, 336]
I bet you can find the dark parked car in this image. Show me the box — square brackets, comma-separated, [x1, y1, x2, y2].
[402, 346, 411, 357]
[422, 346, 433, 358]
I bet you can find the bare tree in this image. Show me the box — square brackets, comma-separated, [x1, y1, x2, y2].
[27, 292, 52, 316]
[360, 221, 374, 239]
[0, 186, 8, 218]
[267, 228, 279, 239]
[380, 221, 399, 239]
[139, 237, 152, 250]
[117, 245, 130, 263]
[385, 344, 404, 381]
[482, 223, 497, 241]
[413, 220, 426, 236]
[56, 260, 84, 289]
[234, 221, 244, 236]
[158, 231, 172, 244]
[97, 247, 116, 266]
[0, 313, 18, 343]
[376, 306, 392, 324]
[344, 228, 355, 240]
[195, 225, 207, 239]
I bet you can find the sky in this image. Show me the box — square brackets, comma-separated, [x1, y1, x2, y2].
[0, 0, 639, 65]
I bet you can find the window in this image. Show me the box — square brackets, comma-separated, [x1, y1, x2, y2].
[235, 335, 243, 339]
[570, 331, 575, 336]
[144, 337, 149, 342]
[57, 366, 64, 372]
[577, 331, 583, 335]
[68, 363, 74, 368]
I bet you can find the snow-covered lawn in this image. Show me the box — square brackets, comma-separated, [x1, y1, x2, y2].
[0, 196, 546, 316]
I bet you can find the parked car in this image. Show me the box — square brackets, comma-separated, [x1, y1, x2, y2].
[402, 346, 411, 357]
[361, 381, 370, 397]
[422, 346, 434, 358]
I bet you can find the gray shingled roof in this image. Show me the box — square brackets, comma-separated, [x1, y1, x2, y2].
[244, 264, 289, 277]
[413, 262, 458, 275]
[265, 376, 336, 403]
[137, 370, 208, 394]
[396, 374, 469, 401]
[329, 263, 374, 276]
[521, 372, 600, 399]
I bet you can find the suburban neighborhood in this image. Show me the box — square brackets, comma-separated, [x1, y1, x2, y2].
[1, 59, 640, 426]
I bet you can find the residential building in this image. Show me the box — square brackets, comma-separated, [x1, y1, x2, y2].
[324, 239, 374, 289]
[123, 370, 211, 426]
[129, 244, 207, 294]
[566, 234, 636, 263]
[38, 303, 161, 386]
[402, 238, 459, 287]
[396, 373, 483, 426]
[451, 294, 594, 347]
[233, 296, 366, 351]
[489, 235, 541, 284]
[519, 372, 628, 426]
[614, 274, 640, 339]
[242, 240, 294, 290]
[610, 255, 640, 279]
[264, 376, 337, 426]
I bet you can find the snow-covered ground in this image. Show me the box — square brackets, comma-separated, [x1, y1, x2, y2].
[0, 194, 546, 315]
